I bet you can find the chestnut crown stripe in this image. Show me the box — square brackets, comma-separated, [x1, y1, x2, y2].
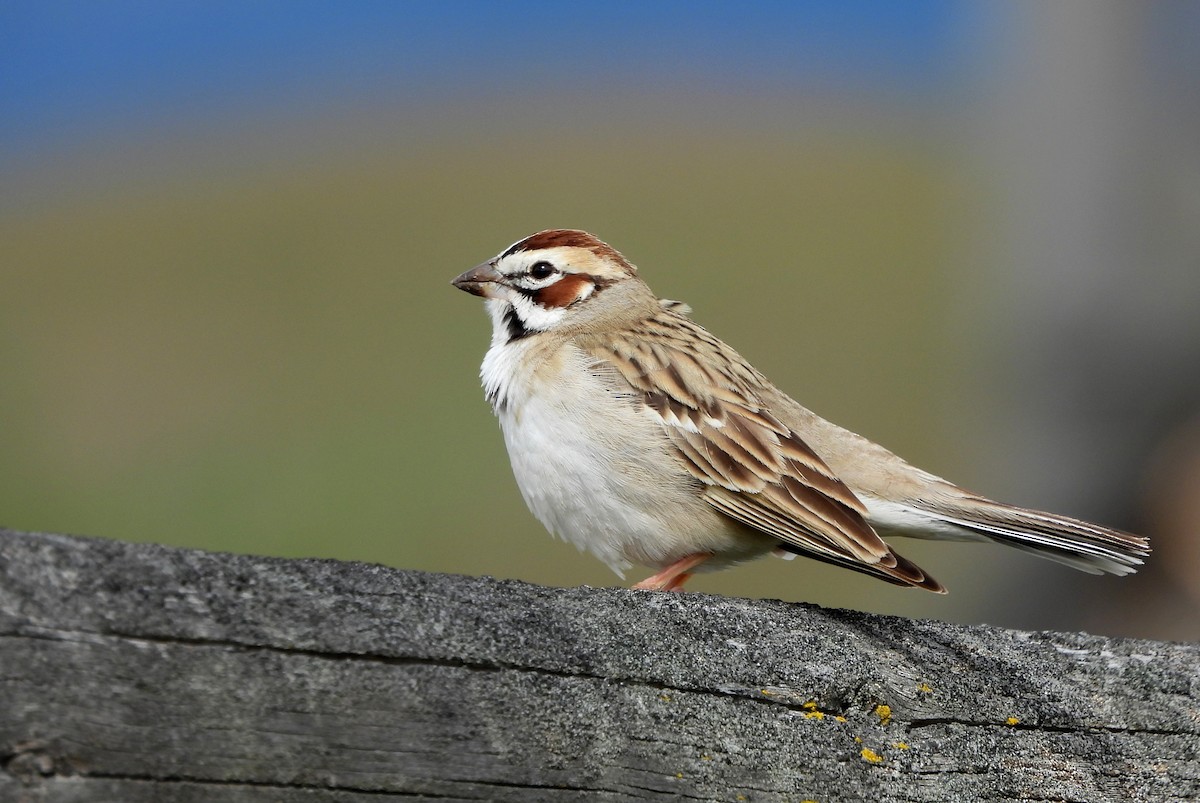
[501, 228, 634, 270]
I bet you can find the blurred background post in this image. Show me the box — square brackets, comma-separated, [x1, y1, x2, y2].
[2, 1, 1196, 639]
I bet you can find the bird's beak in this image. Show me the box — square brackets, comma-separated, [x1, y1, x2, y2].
[452, 261, 503, 298]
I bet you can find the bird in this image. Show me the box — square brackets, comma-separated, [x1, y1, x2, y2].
[451, 229, 1150, 593]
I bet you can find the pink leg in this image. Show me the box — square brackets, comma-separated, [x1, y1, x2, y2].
[632, 553, 712, 592]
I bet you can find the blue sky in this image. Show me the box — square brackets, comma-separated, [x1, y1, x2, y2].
[1, 1, 966, 157]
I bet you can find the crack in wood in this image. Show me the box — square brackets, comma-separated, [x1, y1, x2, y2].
[1, 624, 834, 716]
[905, 716, 1193, 738]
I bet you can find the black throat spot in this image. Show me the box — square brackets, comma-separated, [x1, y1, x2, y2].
[502, 305, 531, 342]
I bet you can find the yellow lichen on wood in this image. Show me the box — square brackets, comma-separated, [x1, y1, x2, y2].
[874, 704, 892, 725]
[861, 747, 884, 764]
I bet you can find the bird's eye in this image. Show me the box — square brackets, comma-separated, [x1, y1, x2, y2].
[529, 261, 557, 280]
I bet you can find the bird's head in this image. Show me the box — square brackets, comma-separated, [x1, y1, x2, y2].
[452, 229, 655, 341]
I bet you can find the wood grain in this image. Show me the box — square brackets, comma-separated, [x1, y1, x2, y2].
[1, 528, 1196, 802]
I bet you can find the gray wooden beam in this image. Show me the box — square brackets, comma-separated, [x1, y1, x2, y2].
[1, 528, 1196, 802]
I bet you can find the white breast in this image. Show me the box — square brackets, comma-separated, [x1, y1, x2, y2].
[480, 335, 716, 576]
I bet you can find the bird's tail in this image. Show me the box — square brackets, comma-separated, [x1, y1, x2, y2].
[910, 497, 1150, 576]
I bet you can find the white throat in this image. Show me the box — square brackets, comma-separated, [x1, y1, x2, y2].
[486, 296, 566, 346]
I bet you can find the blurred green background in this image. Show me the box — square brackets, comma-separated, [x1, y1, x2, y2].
[4, 2, 1198, 640]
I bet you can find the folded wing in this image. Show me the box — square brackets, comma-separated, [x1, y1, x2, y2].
[586, 310, 945, 592]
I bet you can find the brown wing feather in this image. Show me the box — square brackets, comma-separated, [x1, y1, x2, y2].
[584, 308, 942, 590]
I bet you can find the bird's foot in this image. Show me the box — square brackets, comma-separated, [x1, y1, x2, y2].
[632, 553, 712, 592]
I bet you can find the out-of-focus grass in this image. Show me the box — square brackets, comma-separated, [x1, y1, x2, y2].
[1, 104, 1014, 623]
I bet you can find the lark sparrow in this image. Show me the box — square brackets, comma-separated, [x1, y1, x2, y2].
[452, 229, 1150, 593]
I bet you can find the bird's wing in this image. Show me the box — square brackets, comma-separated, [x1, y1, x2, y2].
[583, 311, 944, 591]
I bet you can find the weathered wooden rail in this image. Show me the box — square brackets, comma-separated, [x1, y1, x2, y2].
[1, 528, 1196, 801]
